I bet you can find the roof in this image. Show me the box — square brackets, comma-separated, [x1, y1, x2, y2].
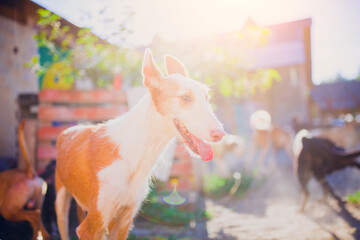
[151, 18, 312, 70]
[311, 81, 360, 111]
[252, 18, 312, 69]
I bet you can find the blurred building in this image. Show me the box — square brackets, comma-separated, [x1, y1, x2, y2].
[150, 18, 312, 129]
[250, 18, 312, 125]
[311, 80, 360, 115]
[0, 0, 39, 158]
[0, 0, 80, 158]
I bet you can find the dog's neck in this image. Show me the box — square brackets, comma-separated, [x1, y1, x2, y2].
[107, 93, 175, 174]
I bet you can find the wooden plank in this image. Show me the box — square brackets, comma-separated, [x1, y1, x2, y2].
[170, 160, 192, 177]
[37, 143, 57, 160]
[38, 105, 128, 121]
[39, 89, 127, 104]
[37, 126, 69, 141]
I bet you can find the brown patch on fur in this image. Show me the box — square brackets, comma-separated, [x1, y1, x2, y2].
[76, 208, 105, 239]
[149, 79, 195, 115]
[108, 205, 136, 240]
[149, 79, 180, 115]
[56, 124, 122, 238]
[178, 90, 195, 108]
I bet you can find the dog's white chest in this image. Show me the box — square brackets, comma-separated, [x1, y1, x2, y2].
[96, 159, 150, 225]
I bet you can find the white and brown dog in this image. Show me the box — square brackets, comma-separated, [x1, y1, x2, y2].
[55, 49, 225, 240]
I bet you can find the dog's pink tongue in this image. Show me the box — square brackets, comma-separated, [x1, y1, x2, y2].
[193, 137, 213, 161]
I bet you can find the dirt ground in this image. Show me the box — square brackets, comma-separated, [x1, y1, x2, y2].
[132, 166, 360, 240]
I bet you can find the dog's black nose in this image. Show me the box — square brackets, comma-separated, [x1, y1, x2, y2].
[210, 129, 225, 142]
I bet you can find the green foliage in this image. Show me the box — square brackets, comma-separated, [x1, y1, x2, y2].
[194, 23, 281, 98]
[139, 187, 211, 226]
[128, 233, 185, 240]
[347, 190, 360, 204]
[25, 9, 141, 89]
[219, 76, 233, 97]
[26, 10, 74, 87]
[203, 172, 254, 199]
[127, 234, 151, 240]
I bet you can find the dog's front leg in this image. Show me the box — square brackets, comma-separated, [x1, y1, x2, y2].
[298, 174, 310, 212]
[108, 204, 136, 240]
[299, 188, 309, 212]
[319, 178, 330, 202]
[76, 208, 106, 240]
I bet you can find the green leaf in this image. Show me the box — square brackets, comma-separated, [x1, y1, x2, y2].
[37, 9, 51, 18]
[37, 18, 50, 26]
[97, 79, 105, 88]
[205, 76, 213, 85]
[62, 25, 70, 32]
[61, 34, 73, 47]
[31, 56, 39, 64]
[347, 190, 360, 204]
[219, 77, 233, 97]
[49, 14, 60, 22]
[268, 69, 281, 82]
[77, 28, 91, 37]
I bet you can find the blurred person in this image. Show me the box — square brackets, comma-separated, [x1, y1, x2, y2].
[246, 110, 294, 173]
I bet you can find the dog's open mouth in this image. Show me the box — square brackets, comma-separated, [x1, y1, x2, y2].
[173, 119, 213, 161]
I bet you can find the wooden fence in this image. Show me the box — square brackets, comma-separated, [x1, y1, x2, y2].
[36, 89, 128, 171]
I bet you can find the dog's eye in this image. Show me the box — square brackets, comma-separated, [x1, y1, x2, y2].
[180, 94, 192, 103]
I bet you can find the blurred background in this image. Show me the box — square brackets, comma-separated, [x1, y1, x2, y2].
[0, 0, 359, 239]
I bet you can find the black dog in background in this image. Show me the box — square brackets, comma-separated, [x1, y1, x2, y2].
[40, 160, 57, 235]
[296, 137, 360, 211]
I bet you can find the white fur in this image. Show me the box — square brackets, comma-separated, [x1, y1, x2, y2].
[97, 94, 175, 225]
[165, 74, 223, 142]
[56, 187, 72, 240]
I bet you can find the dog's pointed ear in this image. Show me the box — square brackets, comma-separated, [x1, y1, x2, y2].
[165, 55, 188, 76]
[142, 48, 162, 89]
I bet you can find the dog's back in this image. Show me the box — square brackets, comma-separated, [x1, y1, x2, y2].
[298, 137, 343, 180]
[310, 122, 360, 151]
[56, 124, 119, 209]
[297, 137, 360, 193]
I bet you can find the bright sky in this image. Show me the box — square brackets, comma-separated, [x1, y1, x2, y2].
[32, 0, 360, 84]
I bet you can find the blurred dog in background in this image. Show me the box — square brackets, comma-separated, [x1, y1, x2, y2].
[0, 120, 49, 240]
[246, 110, 293, 172]
[296, 137, 360, 211]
